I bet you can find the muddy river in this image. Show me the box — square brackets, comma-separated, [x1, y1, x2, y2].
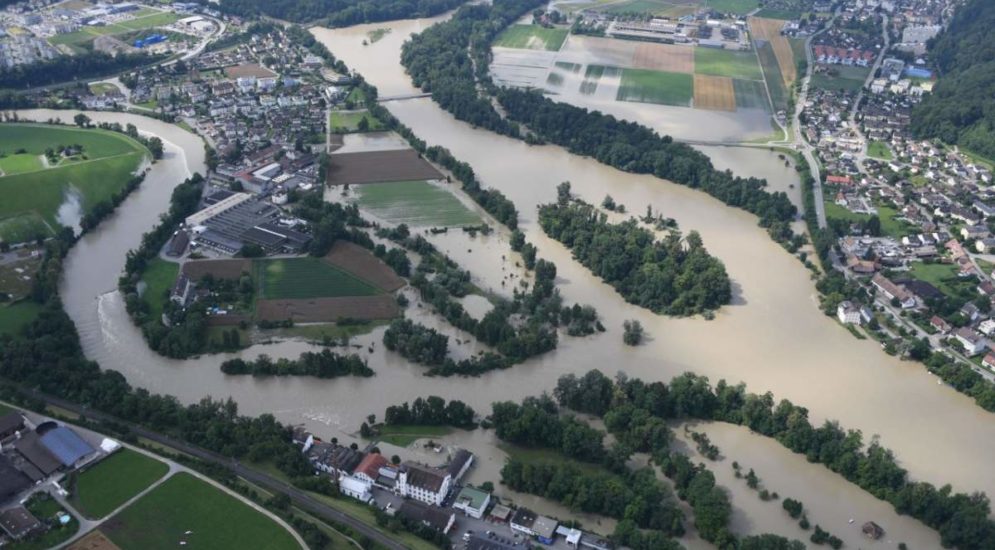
[15, 13, 991, 549]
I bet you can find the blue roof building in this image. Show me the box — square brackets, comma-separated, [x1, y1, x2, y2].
[38, 427, 95, 467]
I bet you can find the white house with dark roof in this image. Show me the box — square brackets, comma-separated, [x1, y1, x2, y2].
[396, 462, 451, 506]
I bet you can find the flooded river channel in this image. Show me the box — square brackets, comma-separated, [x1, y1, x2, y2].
[17, 13, 992, 548]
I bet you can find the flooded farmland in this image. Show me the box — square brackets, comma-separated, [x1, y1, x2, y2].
[18, 12, 994, 549]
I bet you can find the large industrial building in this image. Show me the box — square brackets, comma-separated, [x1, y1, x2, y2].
[186, 192, 311, 255]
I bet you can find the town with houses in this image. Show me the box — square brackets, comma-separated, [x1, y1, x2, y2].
[798, 0, 995, 381]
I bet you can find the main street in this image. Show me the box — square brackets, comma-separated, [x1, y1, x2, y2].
[15, 387, 408, 550]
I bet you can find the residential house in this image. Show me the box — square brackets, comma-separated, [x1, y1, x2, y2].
[954, 327, 987, 356]
[396, 500, 454, 534]
[0, 507, 40, 540]
[983, 353, 995, 370]
[930, 315, 952, 334]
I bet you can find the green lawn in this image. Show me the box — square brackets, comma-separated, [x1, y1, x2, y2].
[694, 47, 763, 80]
[811, 65, 870, 93]
[141, 259, 179, 322]
[877, 205, 915, 238]
[732, 78, 770, 110]
[255, 257, 380, 300]
[328, 110, 384, 133]
[604, 0, 697, 16]
[493, 25, 568, 51]
[103, 472, 300, 550]
[824, 200, 869, 223]
[868, 140, 892, 160]
[72, 449, 169, 519]
[705, 0, 760, 14]
[0, 153, 44, 176]
[89, 82, 121, 96]
[0, 124, 148, 243]
[374, 424, 453, 447]
[617, 69, 693, 106]
[0, 301, 43, 337]
[356, 180, 481, 227]
[908, 262, 971, 298]
[755, 7, 805, 19]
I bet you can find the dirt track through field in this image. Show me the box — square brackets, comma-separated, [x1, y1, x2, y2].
[748, 17, 796, 86]
[693, 74, 736, 111]
[632, 42, 694, 73]
[324, 241, 405, 292]
[326, 149, 442, 185]
[257, 295, 399, 322]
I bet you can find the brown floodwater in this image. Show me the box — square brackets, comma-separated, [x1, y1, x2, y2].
[15, 15, 992, 548]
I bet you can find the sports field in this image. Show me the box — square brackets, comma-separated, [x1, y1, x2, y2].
[0, 124, 147, 243]
[694, 47, 763, 80]
[49, 10, 180, 47]
[102, 472, 301, 550]
[72, 449, 169, 519]
[617, 69, 693, 106]
[255, 257, 381, 300]
[356, 180, 481, 227]
[693, 74, 736, 111]
[494, 25, 568, 51]
[328, 110, 384, 133]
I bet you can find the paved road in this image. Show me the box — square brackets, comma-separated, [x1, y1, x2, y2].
[19, 388, 408, 550]
[850, 15, 892, 174]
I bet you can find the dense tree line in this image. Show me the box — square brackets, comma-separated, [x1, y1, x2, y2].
[382, 318, 450, 366]
[219, 350, 373, 378]
[910, 0, 995, 159]
[501, 88, 797, 234]
[550, 369, 995, 549]
[490, 396, 605, 462]
[214, 0, 466, 25]
[0, 51, 165, 90]
[500, 459, 685, 535]
[539, 190, 731, 315]
[383, 396, 476, 428]
[400, 0, 543, 138]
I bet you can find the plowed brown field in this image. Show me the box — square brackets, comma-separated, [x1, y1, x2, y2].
[694, 74, 736, 111]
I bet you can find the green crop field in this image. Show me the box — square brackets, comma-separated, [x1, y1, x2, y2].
[328, 110, 384, 133]
[756, 42, 789, 112]
[0, 124, 147, 243]
[493, 25, 568, 51]
[103, 472, 300, 550]
[617, 69, 693, 106]
[704, 0, 760, 14]
[72, 449, 169, 519]
[356, 180, 481, 227]
[732, 78, 770, 110]
[49, 9, 178, 47]
[255, 257, 380, 300]
[695, 47, 764, 80]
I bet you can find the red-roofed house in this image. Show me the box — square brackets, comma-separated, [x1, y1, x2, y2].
[984, 353, 995, 370]
[352, 453, 389, 485]
[827, 175, 853, 185]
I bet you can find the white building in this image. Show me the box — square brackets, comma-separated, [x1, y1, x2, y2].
[339, 476, 373, 503]
[837, 301, 862, 325]
[452, 486, 490, 519]
[396, 462, 451, 506]
[954, 327, 987, 356]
